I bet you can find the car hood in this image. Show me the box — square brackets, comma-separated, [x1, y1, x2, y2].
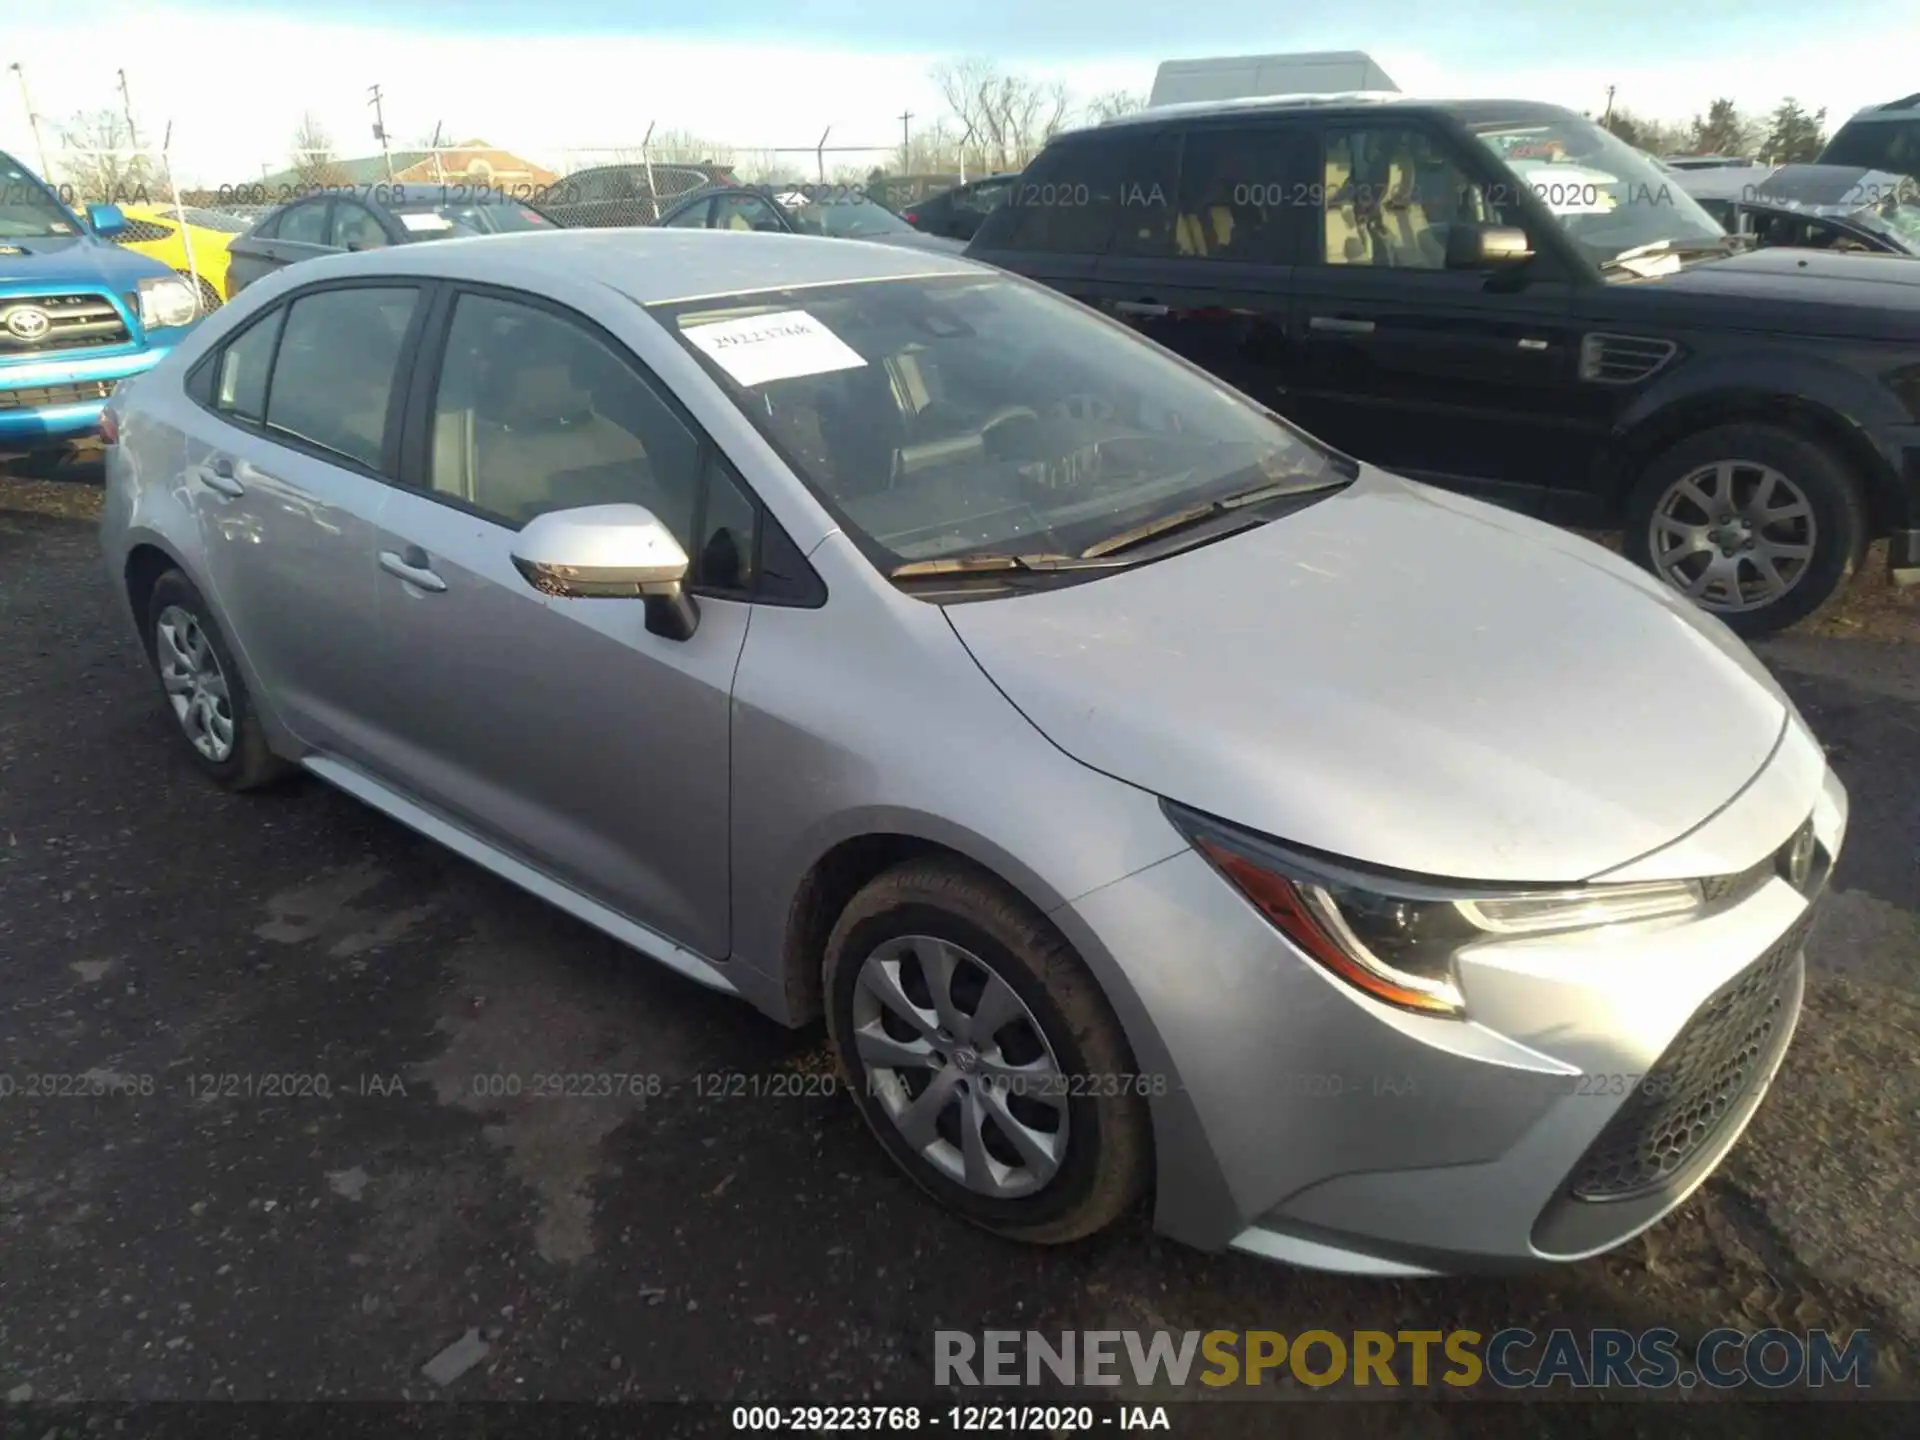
[945, 468, 1789, 884]
[1625, 246, 1920, 337]
[860, 230, 969, 254]
[0, 232, 176, 289]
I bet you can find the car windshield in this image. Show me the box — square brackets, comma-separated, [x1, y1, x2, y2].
[651, 274, 1343, 572]
[1862, 195, 1920, 249]
[181, 207, 250, 233]
[0, 156, 79, 238]
[391, 198, 554, 238]
[1468, 115, 1728, 267]
[777, 194, 916, 239]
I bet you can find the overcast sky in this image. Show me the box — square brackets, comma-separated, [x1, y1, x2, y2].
[4, 1, 1915, 185]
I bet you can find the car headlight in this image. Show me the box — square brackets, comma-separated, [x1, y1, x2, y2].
[1165, 802, 1704, 1017]
[136, 274, 199, 329]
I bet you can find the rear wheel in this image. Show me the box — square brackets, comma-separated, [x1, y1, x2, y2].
[1623, 423, 1868, 637]
[824, 859, 1151, 1244]
[144, 570, 290, 790]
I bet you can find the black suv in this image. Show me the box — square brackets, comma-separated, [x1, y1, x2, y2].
[967, 95, 1920, 634]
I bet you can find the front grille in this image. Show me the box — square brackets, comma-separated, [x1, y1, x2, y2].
[0, 380, 116, 411]
[0, 293, 131, 353]
[1566, 912, 1810, 1201]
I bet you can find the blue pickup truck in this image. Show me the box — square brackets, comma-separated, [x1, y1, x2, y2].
[2, 150, 201, 461]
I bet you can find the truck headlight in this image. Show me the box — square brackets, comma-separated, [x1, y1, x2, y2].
[1165, 802, 1705, 1017]
[136, 274, 200, 329]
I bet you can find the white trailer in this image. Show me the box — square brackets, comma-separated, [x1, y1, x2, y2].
[1147, 51, 1400, 109]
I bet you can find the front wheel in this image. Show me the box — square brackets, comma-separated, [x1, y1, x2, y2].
[824, 859, 1151, 1244]
[1623, 423, 1868, 637]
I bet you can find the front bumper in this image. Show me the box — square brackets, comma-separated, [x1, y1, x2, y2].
[0, 331, 189, 445]
[1057, 750, 1847, 1274]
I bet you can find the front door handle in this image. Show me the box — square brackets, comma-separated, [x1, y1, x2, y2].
[1309, 315, 1376, 335]
[195, 455, 246, 497]
[1112, 300, 1170, 318]
[379, 547, 447, 593]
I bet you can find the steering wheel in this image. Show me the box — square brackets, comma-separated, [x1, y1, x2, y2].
[1045, 393, 1117, 423]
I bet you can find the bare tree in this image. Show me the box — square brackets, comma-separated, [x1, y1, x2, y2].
[52, 109, 157, 205]
[1081, 90, 1147, 126]
[290, 113, 349, 187]
[932, 59, 1071, 172]
[643, 128, 735, 167]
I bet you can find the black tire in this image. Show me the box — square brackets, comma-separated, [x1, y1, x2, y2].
[1622, 423, 1869, 637]
[143, 569, 291, 790]
[823, 858, 1151, 1244]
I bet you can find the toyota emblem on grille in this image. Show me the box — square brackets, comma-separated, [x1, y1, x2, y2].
[1780, 823, 1817, 893]
[4, 306, 52, 342]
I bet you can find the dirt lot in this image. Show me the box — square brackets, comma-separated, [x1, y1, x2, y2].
[1, 470, 1916, 1424]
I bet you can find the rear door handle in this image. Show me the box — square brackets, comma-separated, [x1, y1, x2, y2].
[1112, 300, 1170, 318]
[195, 455, 246, 497]
[379, 547, 448, 593]
[1309, 316, 1376, 335]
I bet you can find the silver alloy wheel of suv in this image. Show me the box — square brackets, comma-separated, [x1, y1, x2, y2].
[1648, 459, 1816, 612]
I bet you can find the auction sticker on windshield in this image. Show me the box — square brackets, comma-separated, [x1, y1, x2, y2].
[683, 309, 868, 387]
[399, 212, 455, 232]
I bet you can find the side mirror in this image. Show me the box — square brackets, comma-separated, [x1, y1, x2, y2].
[750, 219, 784, 233]
[1446, 223, 1533, 269]
[87, 203, 127, 238]
[510, 504, 699, 640]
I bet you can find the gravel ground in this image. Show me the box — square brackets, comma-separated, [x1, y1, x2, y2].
[2, 469, 1916, 1420]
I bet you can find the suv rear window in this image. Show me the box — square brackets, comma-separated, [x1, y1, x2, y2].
[1820, 117, 1920, 178]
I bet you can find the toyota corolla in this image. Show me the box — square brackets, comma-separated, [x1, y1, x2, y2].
[97, 230, 1844, 1273]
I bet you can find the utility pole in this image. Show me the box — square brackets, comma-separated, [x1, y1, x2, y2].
[369, 83, 393, 179]
[9, 63, 53, 183]
[430, 120, 445, 184]
[898, 109, 913, 169]
[1601, 85, 1616, 129]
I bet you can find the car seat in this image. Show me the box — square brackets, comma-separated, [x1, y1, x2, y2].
[1323, 149, 1374, 264]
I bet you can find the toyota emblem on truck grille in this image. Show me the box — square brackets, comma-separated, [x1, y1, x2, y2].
[4, 306, 53, 342]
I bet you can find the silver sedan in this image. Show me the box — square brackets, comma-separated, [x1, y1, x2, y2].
[98, 229, 1845, 1273]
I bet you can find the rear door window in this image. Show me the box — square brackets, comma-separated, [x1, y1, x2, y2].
[213, 310, 284, 423]
[1170, 124, 1316, 264]
[975, 134, 1165, 255]
[264, 286, 420, 469]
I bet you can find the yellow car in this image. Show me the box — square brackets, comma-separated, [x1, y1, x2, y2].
[111, 203, 250, 314]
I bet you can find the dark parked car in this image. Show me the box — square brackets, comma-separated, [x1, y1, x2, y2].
[655, 184, 966, 253]
[1678, 164, 1920, 256]
[1659, 155, 1763, 172]
[966, 94, 1920, 634]
[538, 162, 735, 228]
[224, 187, 555, 297]
[899, 173, 1019, 242]
[1819, 93, 1920, 181]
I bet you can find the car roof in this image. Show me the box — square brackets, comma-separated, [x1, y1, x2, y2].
[1841, 92, 1920, 122]
[1065, 93, 1578, 141]
[256, 228, 983, 304]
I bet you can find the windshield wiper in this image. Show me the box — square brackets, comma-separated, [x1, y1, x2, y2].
[1600, 236, 1740, 274]
[1077, 479, 1330, 560]
[889, 551, 1119, 579]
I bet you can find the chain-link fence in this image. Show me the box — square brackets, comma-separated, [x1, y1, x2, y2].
[21, 131, 998, 316]
[27, 144, 235, 313]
